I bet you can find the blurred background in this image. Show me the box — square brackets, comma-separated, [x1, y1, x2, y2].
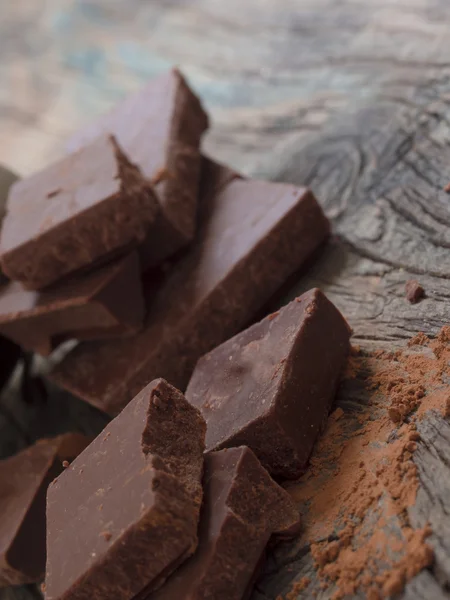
[1, 0, 448, 177]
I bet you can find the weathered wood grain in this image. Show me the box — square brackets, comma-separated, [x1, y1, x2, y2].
[1, 0, 450, 174]
[2, 1, 450, 599]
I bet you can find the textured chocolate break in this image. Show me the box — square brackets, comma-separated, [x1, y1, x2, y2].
[45, 379, 206, 600]
[0, 252, 144, 355]
[0, 433, 89, 587]
[50, 168, 330, 415]
[0, 134, 159, 289]
[186, 288, 351, 479]
[149, 446, 301, 600]
[67, 68, 209, 268]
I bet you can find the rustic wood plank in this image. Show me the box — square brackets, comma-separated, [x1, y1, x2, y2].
[249, 74, 450, 598]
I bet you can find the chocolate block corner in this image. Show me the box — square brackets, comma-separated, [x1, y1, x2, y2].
[186, 288, 351, 479]
[45, 379, 206, 600]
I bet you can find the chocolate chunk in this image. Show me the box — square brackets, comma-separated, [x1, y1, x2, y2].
[405, 279, 425, 304]
[0, 253, 144, 356]
[148, 446, 301, 600]
[50, 170, 330, 415]
[45, 379, 206, 600]
[0, 135, 159, 289]
[186, 289, 351, 479]
[67, 68, 209, 268]
[0, 433, 89, 586]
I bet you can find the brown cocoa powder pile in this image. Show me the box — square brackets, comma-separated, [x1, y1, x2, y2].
[283, 327, 450, 599]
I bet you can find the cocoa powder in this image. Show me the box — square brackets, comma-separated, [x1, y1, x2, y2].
[283, 327, 450, 599]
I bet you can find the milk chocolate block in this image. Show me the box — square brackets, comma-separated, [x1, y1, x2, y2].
[45, 379, 206, 600]
[187, 289, 351, 479]
[0, 433, 89, 587]
[0, 134, 159, 289]
[149, 447, 301, 600]
[67, 68, 209, 268]
[50, 176, 330, 415]
[0, 253, 144, 356]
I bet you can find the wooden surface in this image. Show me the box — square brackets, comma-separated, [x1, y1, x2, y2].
[2, 1, 450, 598]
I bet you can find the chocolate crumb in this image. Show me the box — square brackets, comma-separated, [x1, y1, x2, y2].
[405, 280, 425, 304]
[100, 531, 112, 542]
[444, 182, 450, 193]
[151, 393, 164, 409]
[62, 460, 69, 468]
[388, 406, 402, 423]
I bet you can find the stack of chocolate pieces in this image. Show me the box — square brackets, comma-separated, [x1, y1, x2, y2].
[43, 289, 350, 600]
[0, 68, 330, 414]
[0, 68, 353, 599]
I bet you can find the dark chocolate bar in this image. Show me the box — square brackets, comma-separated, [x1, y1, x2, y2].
[0, 433, 89, 587]
[0, 252, 144, 356]
[186, 289, 351, 479]
[148, 447, 301, 600]
[67, 68, 209, 268]
[0, 134, 159, 289]
[50, 167, 330, 415]
[45, 379, 206, 600]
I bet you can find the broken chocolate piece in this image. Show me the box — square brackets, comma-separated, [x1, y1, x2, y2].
[0, 433, 89, 587]
[186, 289, 351, 479]
[45, 379, 206, 600]
[50, 173, 330, 415]
[0, 135, 159, 289]
[148, 447, 301, 600]
[405, 279, 425, 304]
[67, 68, 209, 268]
[0, 253, 144, 356]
